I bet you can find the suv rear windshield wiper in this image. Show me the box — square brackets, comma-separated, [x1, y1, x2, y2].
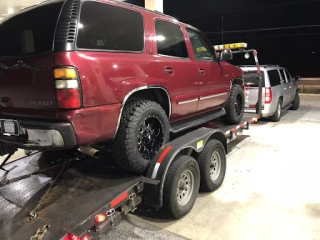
[0, 62, 44, 71]
[0, 63, 15, 70]
[14, 62, 44, 71]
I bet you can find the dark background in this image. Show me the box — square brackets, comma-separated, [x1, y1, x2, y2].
[125, 0, 320, 77]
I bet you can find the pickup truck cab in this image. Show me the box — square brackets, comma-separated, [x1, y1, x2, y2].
[0, 0, 244, 173]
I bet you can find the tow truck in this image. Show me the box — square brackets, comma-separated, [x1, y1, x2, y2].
[0, 43, 262, 240]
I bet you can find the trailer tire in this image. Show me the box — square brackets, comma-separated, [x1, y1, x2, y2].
[221, 84, 245, 125]
[197, 140, 226, 192]
[112, 100, 170, 173]
[163, 155, 200, 219]
[290, 92, 300, 110]
[269, 99, 282, 122]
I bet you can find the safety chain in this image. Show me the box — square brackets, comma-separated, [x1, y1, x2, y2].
[28, 161, 68, 220]
[30, 225, 50, 240]
[0, 153, 83, 187]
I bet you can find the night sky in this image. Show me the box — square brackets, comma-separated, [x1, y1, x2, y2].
[127, 0, 320, 77]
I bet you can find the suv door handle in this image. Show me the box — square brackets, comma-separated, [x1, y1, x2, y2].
[198, 68, 205, 75]
[164, 67, 174, 76]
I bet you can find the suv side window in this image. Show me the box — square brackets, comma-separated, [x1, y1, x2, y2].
[155, 20, 189, 58]
[279, 69, 287, 83]
[284, 69, 292, 83]
[186, 28, 216, 61]
[77, 2, 144, 52]
[268, 70, 282, 87]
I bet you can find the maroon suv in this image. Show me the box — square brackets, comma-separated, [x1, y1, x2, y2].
[0, 0, 244, 173]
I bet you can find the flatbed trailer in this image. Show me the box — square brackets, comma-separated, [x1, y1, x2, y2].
[0, 113, 259, 240]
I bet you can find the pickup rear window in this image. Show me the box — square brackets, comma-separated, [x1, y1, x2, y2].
[0, 1, 63, 58]
[243, 71, 265, 87]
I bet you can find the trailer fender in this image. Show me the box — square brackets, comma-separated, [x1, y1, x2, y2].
[144, 127, 227, 209]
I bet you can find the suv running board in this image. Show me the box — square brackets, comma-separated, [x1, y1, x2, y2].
[170, 108, 226, 134]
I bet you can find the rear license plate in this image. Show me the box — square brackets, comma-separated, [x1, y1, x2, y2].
[1, 120, 19, 135]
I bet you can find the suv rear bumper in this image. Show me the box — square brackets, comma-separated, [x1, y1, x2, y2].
[0, 120, 77, 150]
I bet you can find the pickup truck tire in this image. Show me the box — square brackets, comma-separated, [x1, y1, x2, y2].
[163, 155, 200, 219]
[290, 92, 300, 110]
[221, 84, 245, 125]
[197, 140, 226, 192]
[269, 99, 282, 122]
[112, 100, 170, 173]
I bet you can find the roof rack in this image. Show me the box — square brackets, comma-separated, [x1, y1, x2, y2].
[239, 65, 280, 68]
[261, 65, 280, 68]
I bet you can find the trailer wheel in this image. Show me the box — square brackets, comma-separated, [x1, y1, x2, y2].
[197, 140, 226, 192]
[163, 155, 200, 219]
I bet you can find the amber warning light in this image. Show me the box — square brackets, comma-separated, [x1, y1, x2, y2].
[214, 42, 248, 51]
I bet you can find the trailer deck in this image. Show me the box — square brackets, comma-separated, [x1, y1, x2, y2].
[0, 154, 144, 240]
[0, 113, 260, 240]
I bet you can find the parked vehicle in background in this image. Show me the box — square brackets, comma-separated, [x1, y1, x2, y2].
[0, 0, 244, 173]
[240, 65, 300, 122]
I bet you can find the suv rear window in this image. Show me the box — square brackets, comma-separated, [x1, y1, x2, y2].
[77, 2, 144, 52]
[268, 70, 282, 86]
[0, 1, 63, 58]
[243, 71, 265, 87]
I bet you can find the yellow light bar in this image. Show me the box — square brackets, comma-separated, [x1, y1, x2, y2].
[214, 42, 248, 51]
[197, 47, 207, 52]
[54, 68, 77, 79]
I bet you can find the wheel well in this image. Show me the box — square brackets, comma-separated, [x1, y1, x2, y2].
[232, 78, 244, 86]
[279, 96, 283, 102]
[178, 132, 228, 158]
[125, 88, 170, 117]
[207, 132, 228, 154]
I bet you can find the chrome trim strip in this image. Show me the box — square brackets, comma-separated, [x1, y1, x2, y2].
[177, 98, 199, 105]
[199, 92, 228, 101]
[113, 86, 172, 138]
[151, 163, 161, 179]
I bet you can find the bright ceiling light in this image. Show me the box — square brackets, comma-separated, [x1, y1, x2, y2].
[8, 8, 15, 14]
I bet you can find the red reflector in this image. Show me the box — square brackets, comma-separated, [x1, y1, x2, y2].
[56, 89, 81, 109]
[81, 234, 90, 240]
[63, 233, 80, 240]
[63, 233, 90, 240]
[95, 214, 107, 223]
[111, 192, 129, 208]
[157, 146, 173, 164]
[249, 104, 256, 108]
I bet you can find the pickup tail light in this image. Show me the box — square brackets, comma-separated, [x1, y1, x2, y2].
[53, 68, 81, 109]
[265, 87, 272, 104]
[63, 233, 90, 240]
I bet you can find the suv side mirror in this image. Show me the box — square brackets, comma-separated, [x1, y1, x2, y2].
[294, 76, 301, 81]
[219, 49, 233, 61]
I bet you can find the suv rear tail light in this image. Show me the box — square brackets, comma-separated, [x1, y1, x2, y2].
[53, 68, 81, 109]
[265, 87, 272, 104]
